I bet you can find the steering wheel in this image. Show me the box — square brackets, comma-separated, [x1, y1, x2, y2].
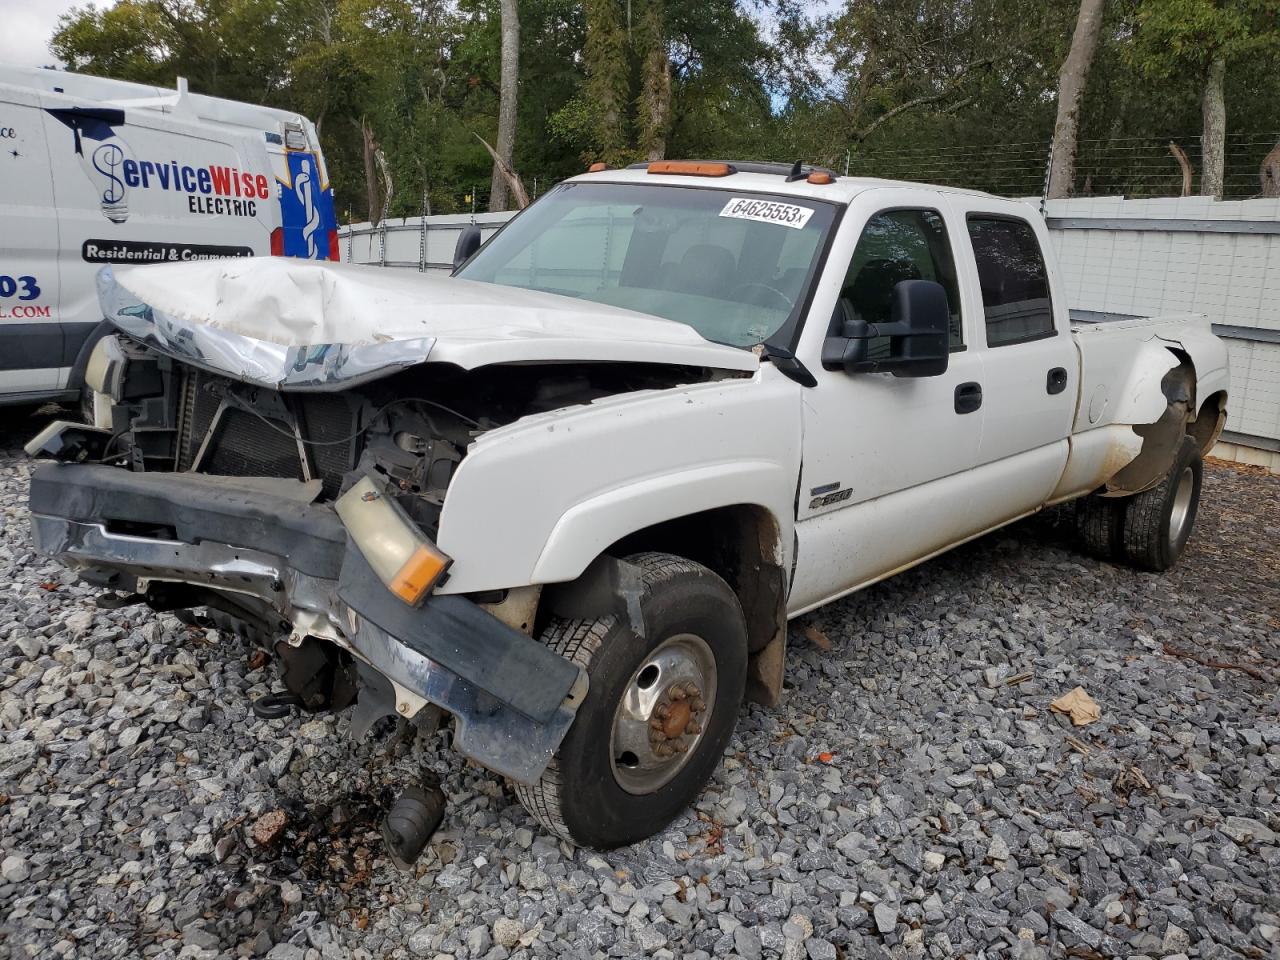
[738, 282, 793, 311]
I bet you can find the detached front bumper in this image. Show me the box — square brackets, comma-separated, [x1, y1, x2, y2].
[29, 463, 586, 783]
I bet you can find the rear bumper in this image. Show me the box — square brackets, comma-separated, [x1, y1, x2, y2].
[29, 463, 585, 783]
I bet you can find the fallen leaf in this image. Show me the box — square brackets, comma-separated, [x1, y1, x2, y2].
[39, 582, 59, 591]
[1050, 687, 1101, 727]
[802, 624, 832, 651]
[248, 650, 268, 671]
[816, 751, 836, 764]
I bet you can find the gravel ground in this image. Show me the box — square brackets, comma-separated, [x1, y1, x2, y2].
[1, 405, 1278, 960]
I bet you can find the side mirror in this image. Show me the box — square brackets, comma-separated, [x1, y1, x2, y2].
[452, 224, 483, 271]
[821, 279, 950, 378]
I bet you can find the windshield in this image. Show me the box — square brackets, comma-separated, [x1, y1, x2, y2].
[457, 181, 838, 348]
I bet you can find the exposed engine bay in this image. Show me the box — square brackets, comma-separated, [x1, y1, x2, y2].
[83, 336, 734, 511]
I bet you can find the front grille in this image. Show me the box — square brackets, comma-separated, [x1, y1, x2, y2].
[203, 408, 305, 480]
[296, 394, 358, 498]
[176, 369, 222, 471]
[175, 366, 359, 497]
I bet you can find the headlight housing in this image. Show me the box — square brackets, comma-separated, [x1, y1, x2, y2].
[336, 475, 452, 606]
[84, 334, 127, 399]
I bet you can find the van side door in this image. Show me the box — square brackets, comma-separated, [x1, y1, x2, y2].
[39, 97, 272, 351]
[0, 85, 62, 398]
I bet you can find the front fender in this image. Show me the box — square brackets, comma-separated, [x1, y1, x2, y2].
[433, 369, 802, 594]
[531, 460, 791, 583]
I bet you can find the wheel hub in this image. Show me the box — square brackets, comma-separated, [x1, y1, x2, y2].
[610, 634, 717, 795]
[649, 681, 707, 753]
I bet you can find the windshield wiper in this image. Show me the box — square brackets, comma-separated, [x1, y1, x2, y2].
[759, 341, 816, 387]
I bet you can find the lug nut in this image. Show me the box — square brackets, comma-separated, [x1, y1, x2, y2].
[687, 720, 702, 735]
[650, 717, 665, 731]
[691, 697, 706, 713]
[670, 685, 688, 701]
[673, 739, 689, 753]
[655, 703, 670, 719]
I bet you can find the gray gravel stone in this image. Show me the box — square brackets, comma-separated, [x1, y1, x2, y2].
[492, 917, 522, 950]
[1, 855, 29, 883]
[2, 414, 1278, 960]
[734, 924, 762, 960]
[873, 902, 898, 935]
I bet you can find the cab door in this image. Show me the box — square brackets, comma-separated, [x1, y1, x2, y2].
[950, 202, 1076, 515]
[789, 189, 985, 612]
[0, 85, 62, 396]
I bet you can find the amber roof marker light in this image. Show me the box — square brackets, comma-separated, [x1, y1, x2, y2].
[806, 171, 834, 185]
[647, 160, 735, 177]
[587, 161, 609, 172]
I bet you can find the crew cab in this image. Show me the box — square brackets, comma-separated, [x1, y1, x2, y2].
[25, 161, 1229, 854]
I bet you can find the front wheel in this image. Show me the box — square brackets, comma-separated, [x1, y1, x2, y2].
[1120, 435, 1204, 571]
[514, 552, 747, 848]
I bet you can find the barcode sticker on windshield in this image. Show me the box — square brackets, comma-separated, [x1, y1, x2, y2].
[719, 197, 815, 230]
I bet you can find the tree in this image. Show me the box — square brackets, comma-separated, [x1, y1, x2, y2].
[1047, 0, 1107, 198]
[1128, 0, 1280, 199]
[560, 0, 769, 166]
[488, 0, 520, 210]
[1201, 54, 1226, 197]
[820, 0, 1069, 157]
[1262, 140, 1280, 197]
[637, 0, 672, 160]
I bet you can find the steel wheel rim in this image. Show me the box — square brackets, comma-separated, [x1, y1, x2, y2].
[1168, 466, 1195, 543]
[609, 633, 717, 796]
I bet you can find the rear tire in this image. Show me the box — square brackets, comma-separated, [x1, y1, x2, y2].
[1119, 436, 1203, 572]
[1075, 494, 1124, 560]
[514, 552, 747, 848]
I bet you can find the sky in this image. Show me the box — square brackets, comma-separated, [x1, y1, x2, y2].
[0, 0, 113, 68]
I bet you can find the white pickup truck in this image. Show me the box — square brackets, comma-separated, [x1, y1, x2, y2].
[26, 160, 1229, 857]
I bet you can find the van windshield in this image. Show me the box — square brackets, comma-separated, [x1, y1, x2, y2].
[456, 181, 838, 348]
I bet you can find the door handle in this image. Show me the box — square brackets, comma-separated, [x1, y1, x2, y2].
[954, 381, 982, 414]
[1047, 367, 1068, 395]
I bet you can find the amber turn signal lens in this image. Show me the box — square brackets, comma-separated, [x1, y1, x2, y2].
[336, 476, 452, 606]
[648, 160, 734, 177]
[806, 171, 834, 184]
[389, 543, 452, 605]
[587, 161, 608, 172]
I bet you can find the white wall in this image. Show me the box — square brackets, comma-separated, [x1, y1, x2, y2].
[340, 213, 512, 272]
[1042, 196, 1280, 452]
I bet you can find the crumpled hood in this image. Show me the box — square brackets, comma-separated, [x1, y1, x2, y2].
[99, 258, 757, 389]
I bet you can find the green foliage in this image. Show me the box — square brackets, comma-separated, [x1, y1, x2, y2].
[1127, 0, 1280, 77]
[46, 0, 1280, 213]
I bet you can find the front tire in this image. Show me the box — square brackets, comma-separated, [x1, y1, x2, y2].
[1119, 435, 1203, 571]
[514, 552, 747, 848]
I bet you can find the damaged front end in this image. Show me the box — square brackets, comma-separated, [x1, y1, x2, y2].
[26, 268, 733, 791]
[28, 461, 587, 786]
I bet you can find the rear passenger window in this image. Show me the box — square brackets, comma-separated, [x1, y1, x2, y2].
[967, 216, 1055, 347]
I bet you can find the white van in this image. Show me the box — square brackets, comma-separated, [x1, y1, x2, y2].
[0, 65, 339, 406]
